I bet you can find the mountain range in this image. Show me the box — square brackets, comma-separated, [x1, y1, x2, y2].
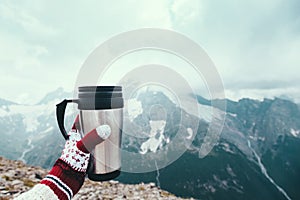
[0, 88, 299, 200]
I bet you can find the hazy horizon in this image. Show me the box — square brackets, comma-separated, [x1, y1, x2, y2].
[1, 86, 299, 106]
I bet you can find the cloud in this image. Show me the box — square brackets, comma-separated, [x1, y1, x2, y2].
[179, 0, 300, 101]
[0, 0, 175, 104]
[0, 0, 299, 103]
[170, 0, 202, 26]
[0, 2, 58, 37]
[225, 87, 300, 103]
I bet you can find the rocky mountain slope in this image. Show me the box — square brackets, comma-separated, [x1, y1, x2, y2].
[0, 87, 299, 199]
[117, 91, 300, 200]
[0, 156, 191, 200]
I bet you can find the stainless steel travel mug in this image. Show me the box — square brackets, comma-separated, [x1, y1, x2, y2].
[56, 86, 124, 181]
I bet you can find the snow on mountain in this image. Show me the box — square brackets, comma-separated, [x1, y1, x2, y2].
[140, 120, 167, 154]
[0, 97, 72, 133]
[0, 106, 8, 116]
[0, 88, 74, 167]
[126, 98, 143, 122]
[186, 128, 193, 139]
[290, 128, 300, 137]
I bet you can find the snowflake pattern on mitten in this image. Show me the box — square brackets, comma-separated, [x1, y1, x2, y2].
[60, 131, 90, 172]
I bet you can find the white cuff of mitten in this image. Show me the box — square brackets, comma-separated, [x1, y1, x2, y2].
[96, 124, 111, 140]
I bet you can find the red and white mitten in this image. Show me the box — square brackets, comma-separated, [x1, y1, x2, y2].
[15, 116, 111, 200]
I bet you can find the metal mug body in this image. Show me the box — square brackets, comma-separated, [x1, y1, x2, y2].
[56, 86, 123, 181]
[79, 108, 123, 181]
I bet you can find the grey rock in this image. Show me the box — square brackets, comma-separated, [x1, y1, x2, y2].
[0, 156, 192, 200]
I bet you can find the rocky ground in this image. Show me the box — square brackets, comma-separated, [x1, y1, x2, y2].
[0, 157, 192, 200]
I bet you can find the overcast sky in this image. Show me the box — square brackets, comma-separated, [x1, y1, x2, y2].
[0, 0, 300, 104]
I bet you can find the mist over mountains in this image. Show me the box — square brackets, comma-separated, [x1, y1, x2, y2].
[0, 87, 74, 167]
[0, 88, 299, 200]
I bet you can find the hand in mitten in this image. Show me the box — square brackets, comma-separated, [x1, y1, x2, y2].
[15, 115, 111, 200]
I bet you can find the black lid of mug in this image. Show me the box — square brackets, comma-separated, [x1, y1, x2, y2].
[77, 86, 123, 110]
[78, 86, 122, 92]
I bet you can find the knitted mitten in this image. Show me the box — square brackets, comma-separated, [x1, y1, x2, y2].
[39, 116, 111, 200]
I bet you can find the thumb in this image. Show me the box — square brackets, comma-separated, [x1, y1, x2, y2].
[77, 125, 111, 153]
[71, 115, 80, 131]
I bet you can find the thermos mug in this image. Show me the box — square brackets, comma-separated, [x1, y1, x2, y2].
[56, 86, 124, 181]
